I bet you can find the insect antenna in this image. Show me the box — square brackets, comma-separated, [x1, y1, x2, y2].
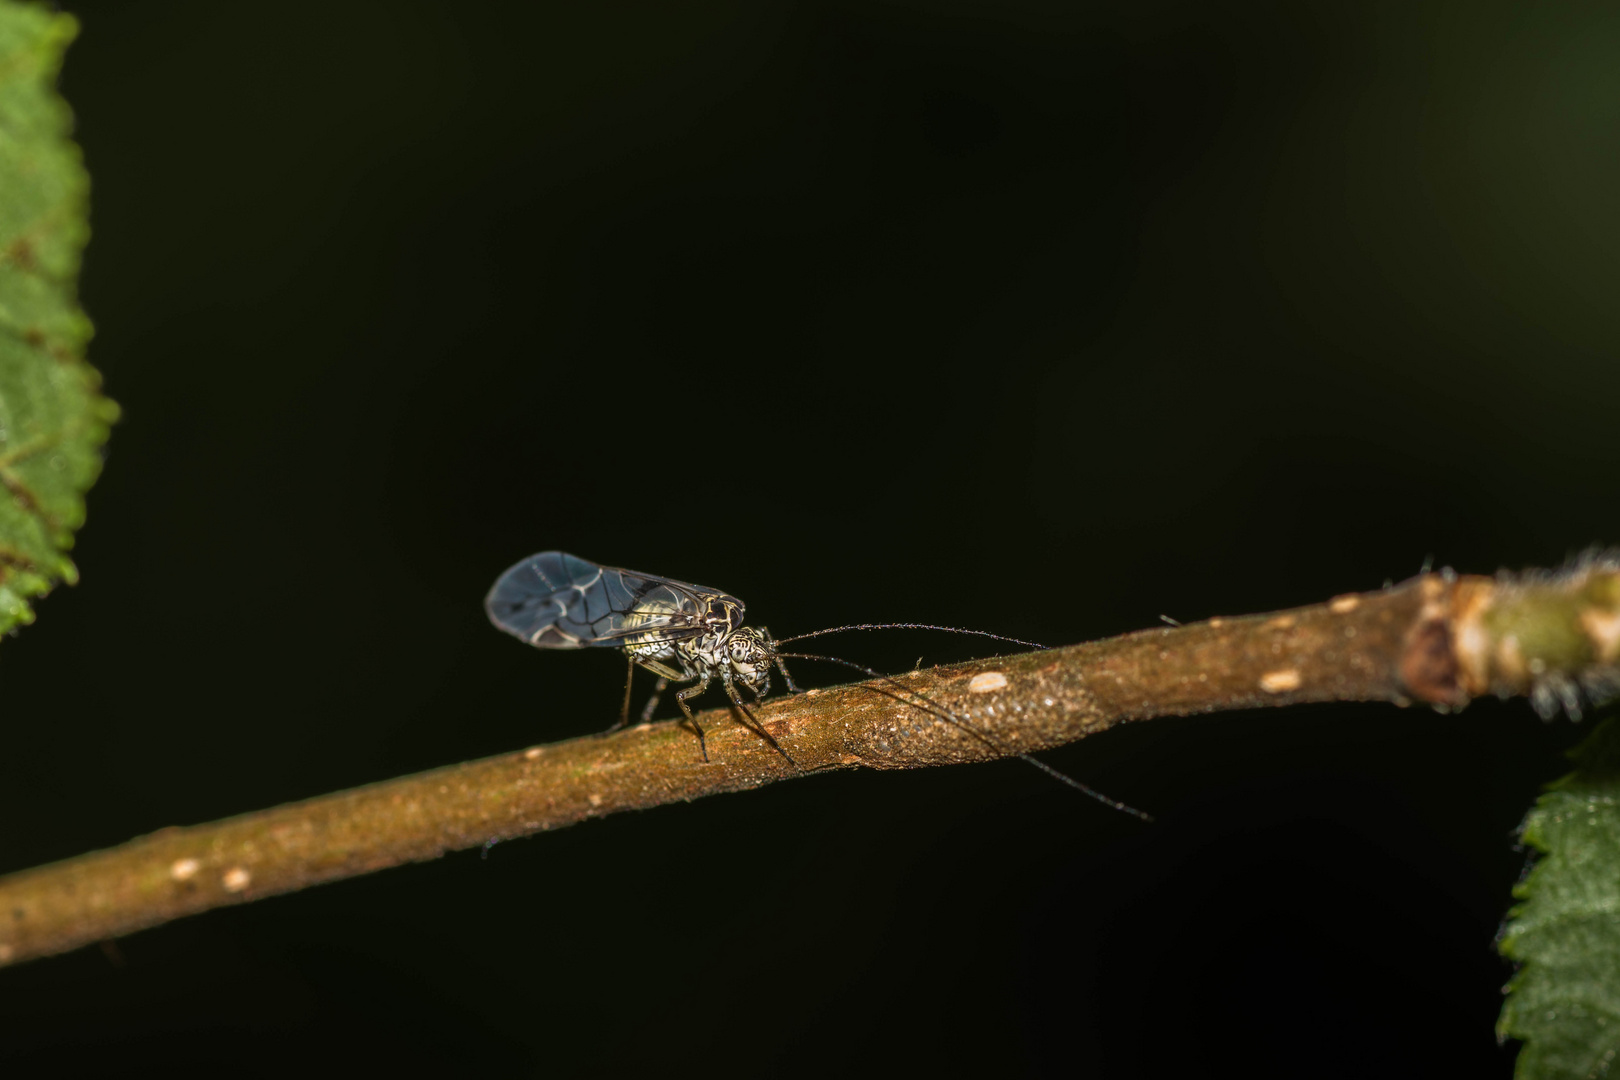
[775, 623, 1050, 651]
[773, 648, 1153, 822]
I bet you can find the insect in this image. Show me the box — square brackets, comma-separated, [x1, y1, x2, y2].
[485, 551, 1150, 818]
[484, 551, 797, 763]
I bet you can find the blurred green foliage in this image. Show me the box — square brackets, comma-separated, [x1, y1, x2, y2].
[0, 2, 116, 636]
[1499, 716, 1620, 1078]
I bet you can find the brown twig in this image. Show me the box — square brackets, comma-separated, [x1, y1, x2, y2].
[3, 563, 1618, 968]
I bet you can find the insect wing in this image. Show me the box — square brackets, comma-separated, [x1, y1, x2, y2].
[484, 551, 734, 649]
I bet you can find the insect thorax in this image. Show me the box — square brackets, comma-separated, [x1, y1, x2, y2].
[628, 625, 774, 695]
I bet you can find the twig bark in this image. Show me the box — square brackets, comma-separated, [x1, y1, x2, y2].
[3, 562, 1618, 968]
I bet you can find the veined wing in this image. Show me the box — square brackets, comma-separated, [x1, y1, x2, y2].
[484, 551, 741, 649]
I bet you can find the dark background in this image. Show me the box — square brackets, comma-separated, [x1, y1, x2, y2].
[4, 0, 1618, 1075]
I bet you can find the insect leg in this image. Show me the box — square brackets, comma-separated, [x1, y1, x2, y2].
[639, 677, 671, 724]
[761, 627, 801, 693]
[674, 671, 713, 763]
[600, 656, 687, 740]
[612, 654, 637, 732]
[721, 666, 799, 770]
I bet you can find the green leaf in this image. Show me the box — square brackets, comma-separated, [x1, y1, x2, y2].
[1498, 715, 1620, 1079]
[0, 1, 116, 636]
